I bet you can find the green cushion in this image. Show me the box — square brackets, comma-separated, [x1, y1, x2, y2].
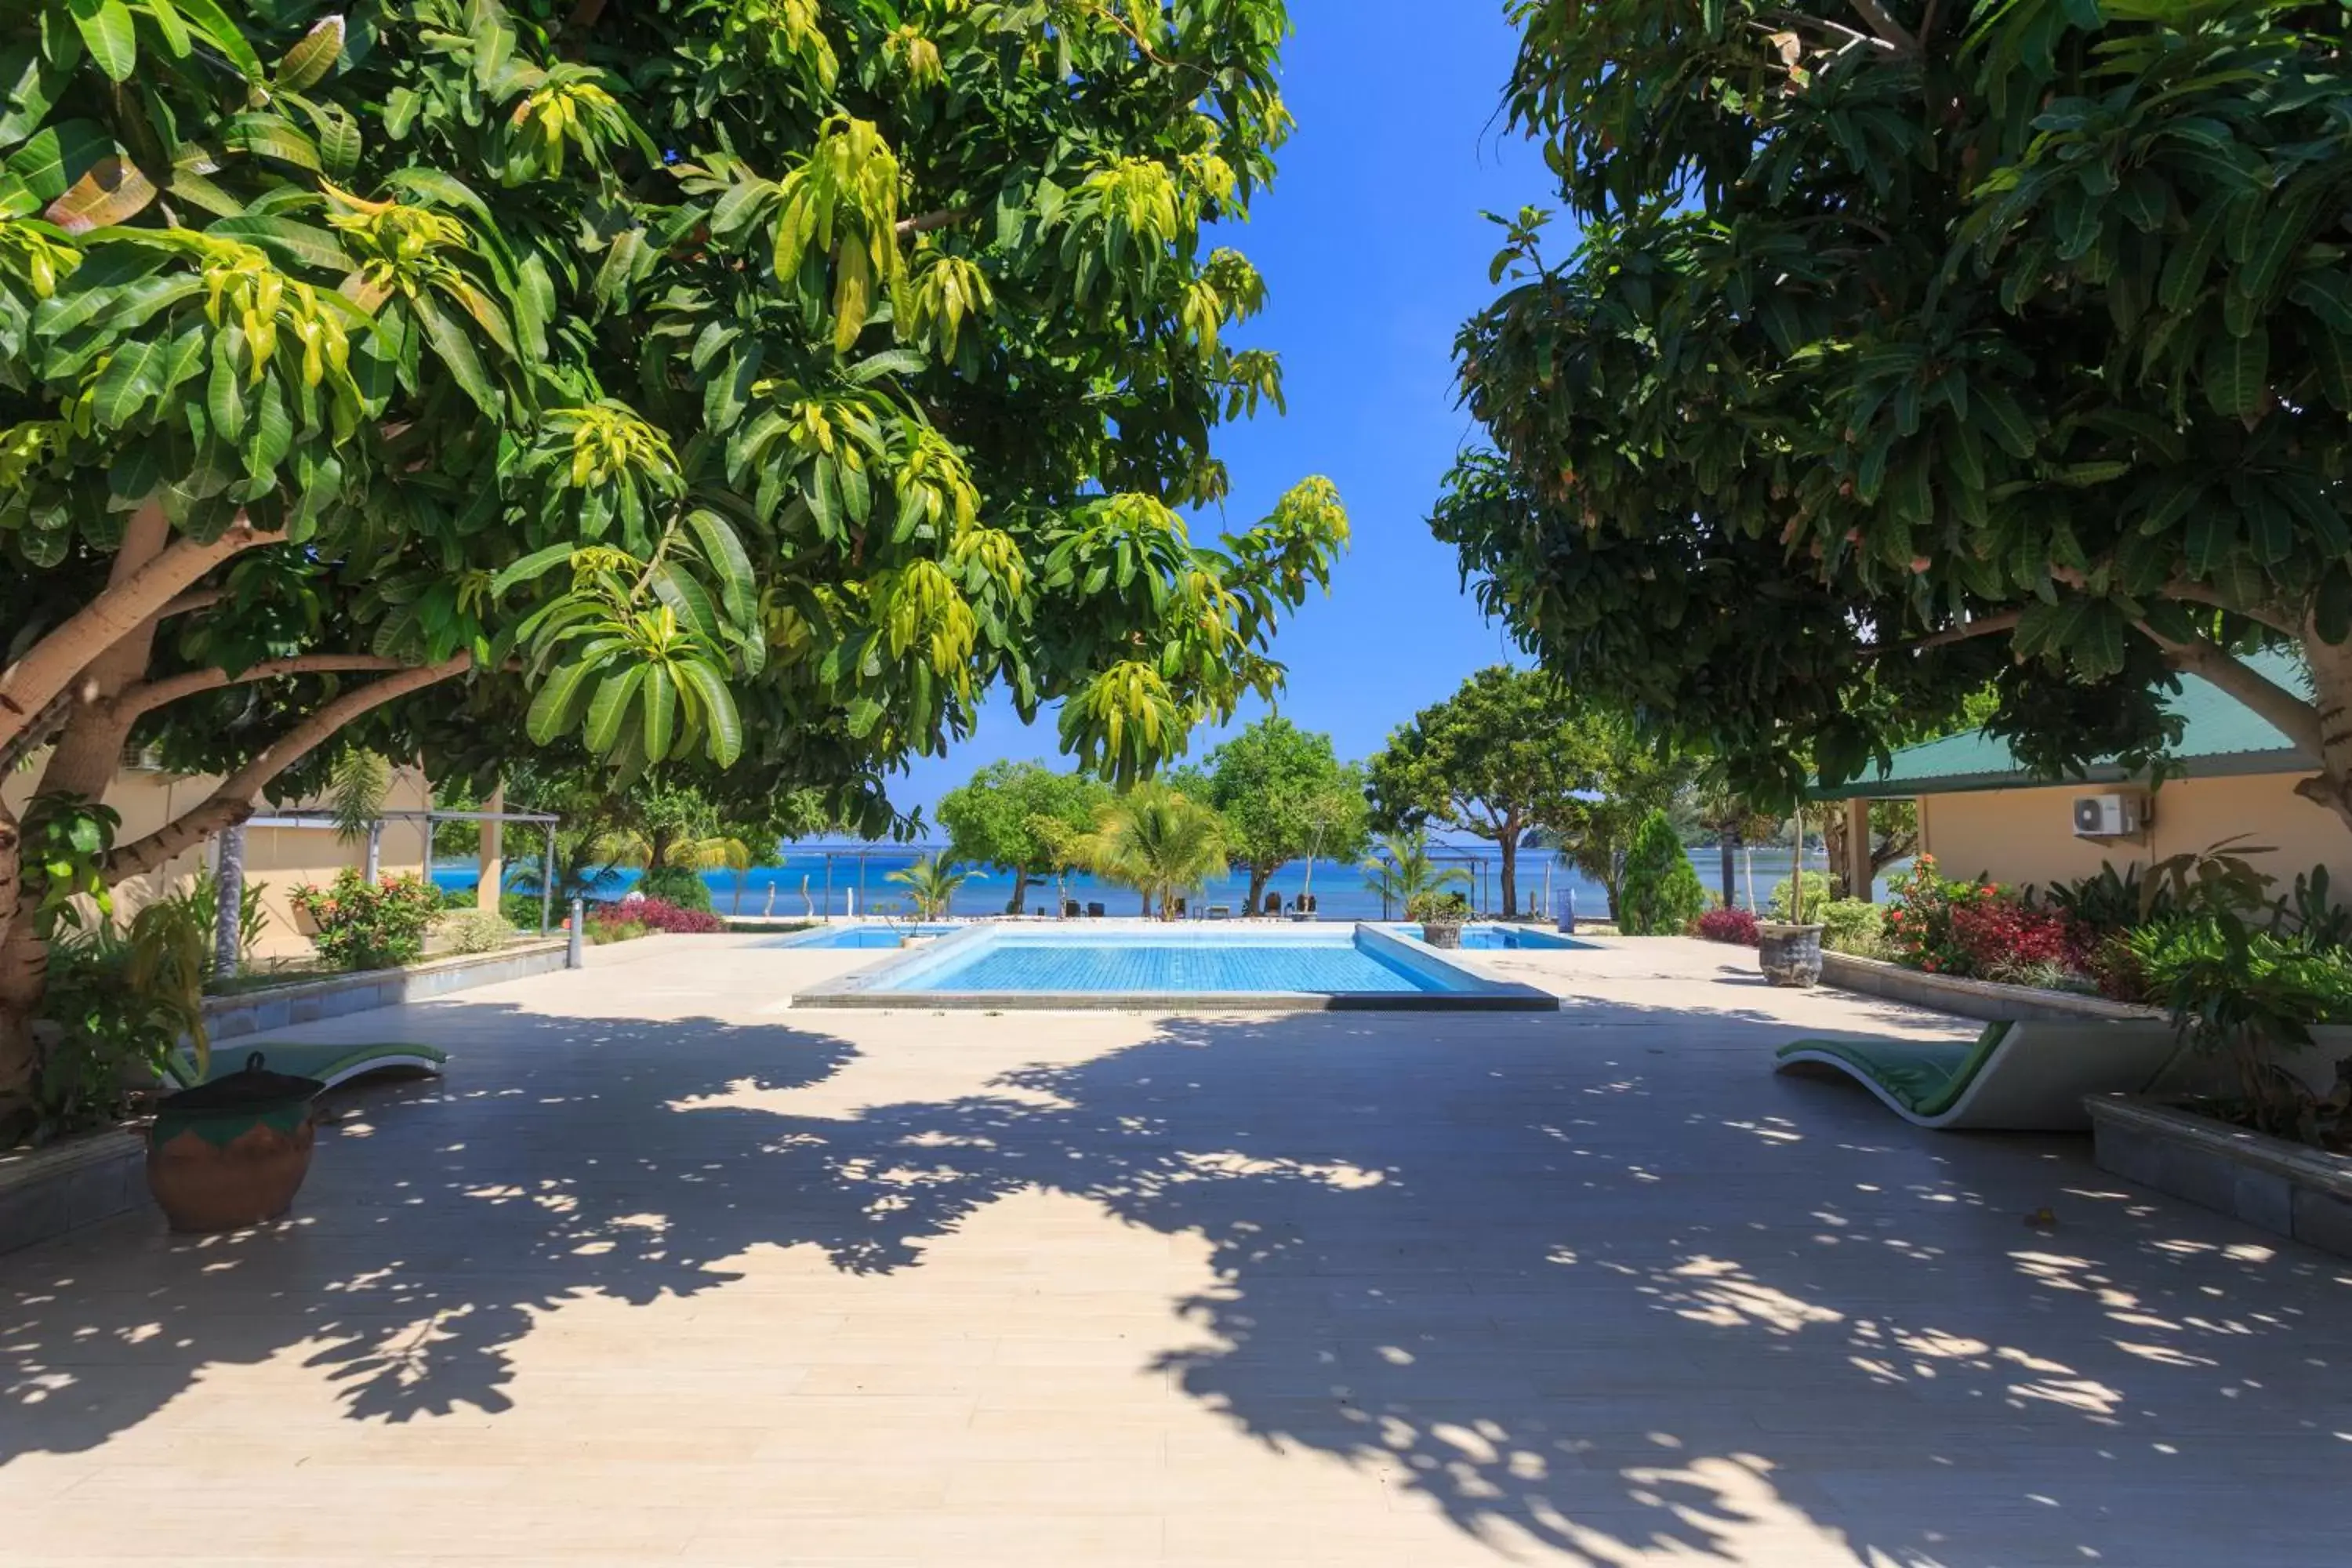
[167, 1042, 448, 1089]
[1776, 1021, 2013, 1117]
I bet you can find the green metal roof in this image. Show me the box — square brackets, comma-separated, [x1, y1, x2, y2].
[1813, 652, 2314, 800]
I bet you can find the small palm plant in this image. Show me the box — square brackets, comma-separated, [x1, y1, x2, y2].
[1361, 829, 1469, 915]
[887, 855, 978, 919]
[1079, 785, 1229, 920]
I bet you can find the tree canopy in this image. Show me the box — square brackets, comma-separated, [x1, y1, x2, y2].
[1366, 665, 1599, 918]
[1438, 1, 2352, 818]
[935, 759, 1107, 913]
[1076, 781, 1227, 920]
[1180, 715, 1366, 911]
[0, 0, 1345, 1120]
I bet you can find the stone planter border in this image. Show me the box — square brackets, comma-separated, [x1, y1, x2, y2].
[2088, 1094, 2352, 1259]
[0, 938, 569, 1258]
[204, 938, 567, 1040]
[1819, 949, 2159, 1024]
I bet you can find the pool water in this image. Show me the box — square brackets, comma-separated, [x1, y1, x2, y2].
[783, 924, 960, 949]
[1406, 924, 1591, 951]
[906, 933, 1441, 994]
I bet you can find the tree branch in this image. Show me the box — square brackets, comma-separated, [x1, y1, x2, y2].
[896, 207, 976, 238]
[1858, 608, 2023, 658]
[118, 656, 414, 721]
[0, 518, 284, 754]
[103, 655, 471, 882]
[1848, 0, 1918, 51]
[158, 587, 227, 621]
[2136, 625, 2321, 753]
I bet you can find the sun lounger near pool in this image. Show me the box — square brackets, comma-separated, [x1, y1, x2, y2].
[165, 1042, 449, 1092]
[1773, 1020, 2204, 1131]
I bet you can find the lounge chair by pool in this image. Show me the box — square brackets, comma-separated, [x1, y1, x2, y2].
[1773, 1020, 2201, 1131]
[166, 1042, 449, 1093]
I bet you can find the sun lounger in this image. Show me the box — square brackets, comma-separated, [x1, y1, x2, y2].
[165, 1042, 449, 1093]
[1773, 1019, 2206, 1131]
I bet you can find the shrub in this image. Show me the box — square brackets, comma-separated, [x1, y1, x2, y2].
[1617, 810, 1708, 935]
[588, 919, 648, 946]
[439, 885, 477, 909]
[1883, 855, 1982, 975]
[1693, 906, 1760, 946]
[441, 909, 514, 954]
[588, 896, 726, 937]
[289, 869, 444, 971]
[1406, 890, 1470, 924]
[1817, 898, 1886, 958]
[636, 865, 714, 911]
[1948, 898, 2072, 978]
[1767, 869, 1835, 924]
[501, 891, 550, 931]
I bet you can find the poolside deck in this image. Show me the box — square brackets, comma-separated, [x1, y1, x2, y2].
[5, 934, 2347, 1565]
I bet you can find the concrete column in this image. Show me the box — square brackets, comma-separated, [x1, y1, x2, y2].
[1845, 797, 1875, 902]
[477, 783, 505, 911]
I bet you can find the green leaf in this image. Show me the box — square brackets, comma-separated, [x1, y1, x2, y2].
[167, 0, 263, 82]
[641, 662, 677, 760]
[5, 118, 112, 203]
[2201, 329, 2268, 417]
[683, 509, 757, 622]
[524, 657, 599, 746]
[222, 114, 322, 171]
[240, 374, 290, 478]
[674, 659, 742, 765]
[584, 663, 647, 754]
[1972, 384, 2037, 459]
[67, 0, 138, 82]
[0, 42, 71, 149]
[408, 292, 499, 416]
[275, 14, 343, 92]
[491, 543, 575, 595]
[89, 336, 169, 427]
[205, 215, 355, 271]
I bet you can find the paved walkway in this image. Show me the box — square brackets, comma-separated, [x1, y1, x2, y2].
[4, 933, 2347, 1566]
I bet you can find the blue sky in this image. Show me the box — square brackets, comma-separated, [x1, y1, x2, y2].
[893, 0, 1559, 821]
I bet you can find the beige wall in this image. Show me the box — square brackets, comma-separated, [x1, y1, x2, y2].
[1917, 771, 2352, 895]
[2, 761, 432, 958]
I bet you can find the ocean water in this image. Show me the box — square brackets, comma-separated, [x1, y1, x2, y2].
[436, 844, 1871, 923]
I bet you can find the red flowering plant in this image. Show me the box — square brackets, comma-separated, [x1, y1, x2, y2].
[1693, 906, 1761, 946]
[1882, 855, 1979, 974]
[586, 896, 726, 937]
[1885, 855, 2081, 981]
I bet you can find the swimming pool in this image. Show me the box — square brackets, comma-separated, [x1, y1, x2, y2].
[1399, 924, 1592, 951]
[793, 924, 1559, 1011]
[779, 924, 961, 949]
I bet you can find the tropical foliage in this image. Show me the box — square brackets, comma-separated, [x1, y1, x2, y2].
[1439, 1, 2352, 819]
[1614, 809, 1706, 936]
[0, 0, 1343, 1126]
[1359, 829, 1469, 916]
[288, 867, 445, 971]
[884, 853, 975, 920]
[1077, 783, 1228, 920]
[1367, 666, 1602, 918]
[1181, 716, 1367, 913]
[936, 760, 1109, 914]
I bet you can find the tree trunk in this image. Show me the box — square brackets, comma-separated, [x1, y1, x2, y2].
[1246, 866, 1270, 913]
[1721, 833, 1738, 908]
[0, 804, 33, 1131]
[1498, 829, 1519, 920]
[1006, 868, 1029, 916]
[214, 823, 246, 981]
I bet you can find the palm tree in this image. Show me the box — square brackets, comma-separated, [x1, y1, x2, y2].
[887, 855, 978, 919]
[1361, 829, 1469, 917]
[1079, 785, 1229, 920]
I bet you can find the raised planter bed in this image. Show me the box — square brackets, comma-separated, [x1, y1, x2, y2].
[1819, 949, 2159, 1024]
[203, 939, 566, 1040]
[2089, 1094, 2352, 1259]
[0, 938, 571, 1258]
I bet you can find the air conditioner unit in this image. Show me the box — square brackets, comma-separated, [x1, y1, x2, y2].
[2072, 793, 2145, 839]
[120, 744, 167, 773]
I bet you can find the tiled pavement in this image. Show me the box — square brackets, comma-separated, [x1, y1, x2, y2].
[3, 932, 2346, 1566]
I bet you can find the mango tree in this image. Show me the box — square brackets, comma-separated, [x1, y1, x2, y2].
[0, 0, 1345, 1129]
[1438, 2, 2352, 813]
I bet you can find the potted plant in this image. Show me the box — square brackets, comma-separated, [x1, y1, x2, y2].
[147, 1051, 327, 1232]
[1756, 816, 1825, 986]
[1410, 890, 1471, 949]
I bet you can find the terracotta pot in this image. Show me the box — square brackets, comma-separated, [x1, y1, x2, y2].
[146, 1054, 325, 1233]
[1422, 920, 1465, 950]
[1757, 922, 1825, 988]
